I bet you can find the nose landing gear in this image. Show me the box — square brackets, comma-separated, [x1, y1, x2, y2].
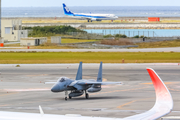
[65, 91, 68, 101]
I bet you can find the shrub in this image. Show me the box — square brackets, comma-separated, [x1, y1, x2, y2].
[103, 34, 114, 38]
[133, 35, 139, 38]
[140, 35, 147, 38]
[115, 34, 127, 38]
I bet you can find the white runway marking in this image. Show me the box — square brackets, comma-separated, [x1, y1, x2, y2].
[2, 88, 50, 92]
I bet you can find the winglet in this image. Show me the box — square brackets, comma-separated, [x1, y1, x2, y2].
[147, 68, 173, 114]
[39, 105, 44, 117]
[76, 62, 82, 80]
[97, 62, 103, 82]
[124, 68, 173, 120]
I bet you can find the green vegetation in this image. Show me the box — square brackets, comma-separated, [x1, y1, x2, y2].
[103, 34, 127, 38]
[115, 34, 127, 38]
[103, 34, 114, 38]
[61, 39, 99, 43]
[0, 52, 179, 64]
[133, 35, 147, 38]
[23, 26, 86, 37]
[133, 35, 139, 38]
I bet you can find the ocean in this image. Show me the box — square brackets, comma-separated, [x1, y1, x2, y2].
[2, 6, 180, 17]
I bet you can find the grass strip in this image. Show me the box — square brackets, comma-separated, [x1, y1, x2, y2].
[0, 52, 180, 64]
[61, 39, 99, 43]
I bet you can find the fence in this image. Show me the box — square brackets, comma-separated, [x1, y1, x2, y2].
[65, 32, 103, 40]
[102, 30, 156, 37]
[86, 30, 158, 37]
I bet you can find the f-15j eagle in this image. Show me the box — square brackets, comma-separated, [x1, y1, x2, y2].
[0, 68, 173, 120]
[46, 62, 122, 100]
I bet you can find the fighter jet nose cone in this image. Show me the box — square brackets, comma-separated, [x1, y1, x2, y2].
[51, 88, 56, 92]
[51, 84, 61, 92]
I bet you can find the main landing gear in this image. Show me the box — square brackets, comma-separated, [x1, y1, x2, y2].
[85, 90, 89, 99]
[88, 20, 92, 22]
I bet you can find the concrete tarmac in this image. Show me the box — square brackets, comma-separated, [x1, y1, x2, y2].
[0, 47, 180, 52]
[0, 64, 179, 118]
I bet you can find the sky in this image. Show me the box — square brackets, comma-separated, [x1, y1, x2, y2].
[2, 0, 180, 7]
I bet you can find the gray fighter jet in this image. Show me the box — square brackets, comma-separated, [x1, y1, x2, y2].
[46, 62, 122, 100]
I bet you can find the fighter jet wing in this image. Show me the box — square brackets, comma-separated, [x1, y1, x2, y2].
[77, 81, 122, 85]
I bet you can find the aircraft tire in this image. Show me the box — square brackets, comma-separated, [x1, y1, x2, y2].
[86, 93, 89, 99]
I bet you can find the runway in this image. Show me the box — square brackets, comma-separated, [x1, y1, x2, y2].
[0, 64, 180, 118]
[0, 47, 180, 52]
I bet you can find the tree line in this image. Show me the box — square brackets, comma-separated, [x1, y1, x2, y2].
[23, 26, 85, 37]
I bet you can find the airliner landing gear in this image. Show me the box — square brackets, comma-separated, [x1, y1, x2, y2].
[85, 90, 89, 99]
[65, 91, 68, 101]
[87, 20, 92, 22]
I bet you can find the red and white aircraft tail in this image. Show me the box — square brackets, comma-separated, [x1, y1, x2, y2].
[0, 68, 173, 120]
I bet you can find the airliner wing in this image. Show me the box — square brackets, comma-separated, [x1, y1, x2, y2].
[0, 68, 173, 120]
[123, 68, 173, 120]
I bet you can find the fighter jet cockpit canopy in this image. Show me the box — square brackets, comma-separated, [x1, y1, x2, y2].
[57, 77, 69, 82]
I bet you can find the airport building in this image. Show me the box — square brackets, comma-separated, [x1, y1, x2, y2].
[1, 19, 28, 42]
[20, 37, 47, 46]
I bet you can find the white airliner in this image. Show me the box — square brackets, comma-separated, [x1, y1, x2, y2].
[0, 68, 173, 120]
[62, 3, 118, 22]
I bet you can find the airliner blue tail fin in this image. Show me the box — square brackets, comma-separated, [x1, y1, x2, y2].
[97, 62, 103, 82]
[76, 62, 82, 80]
[62, 3, 74, 16]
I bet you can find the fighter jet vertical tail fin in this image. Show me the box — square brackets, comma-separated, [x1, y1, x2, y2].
[97, 62, 103, 82]
[123, 68, 173, 120]
[76, 62, 82, 80]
